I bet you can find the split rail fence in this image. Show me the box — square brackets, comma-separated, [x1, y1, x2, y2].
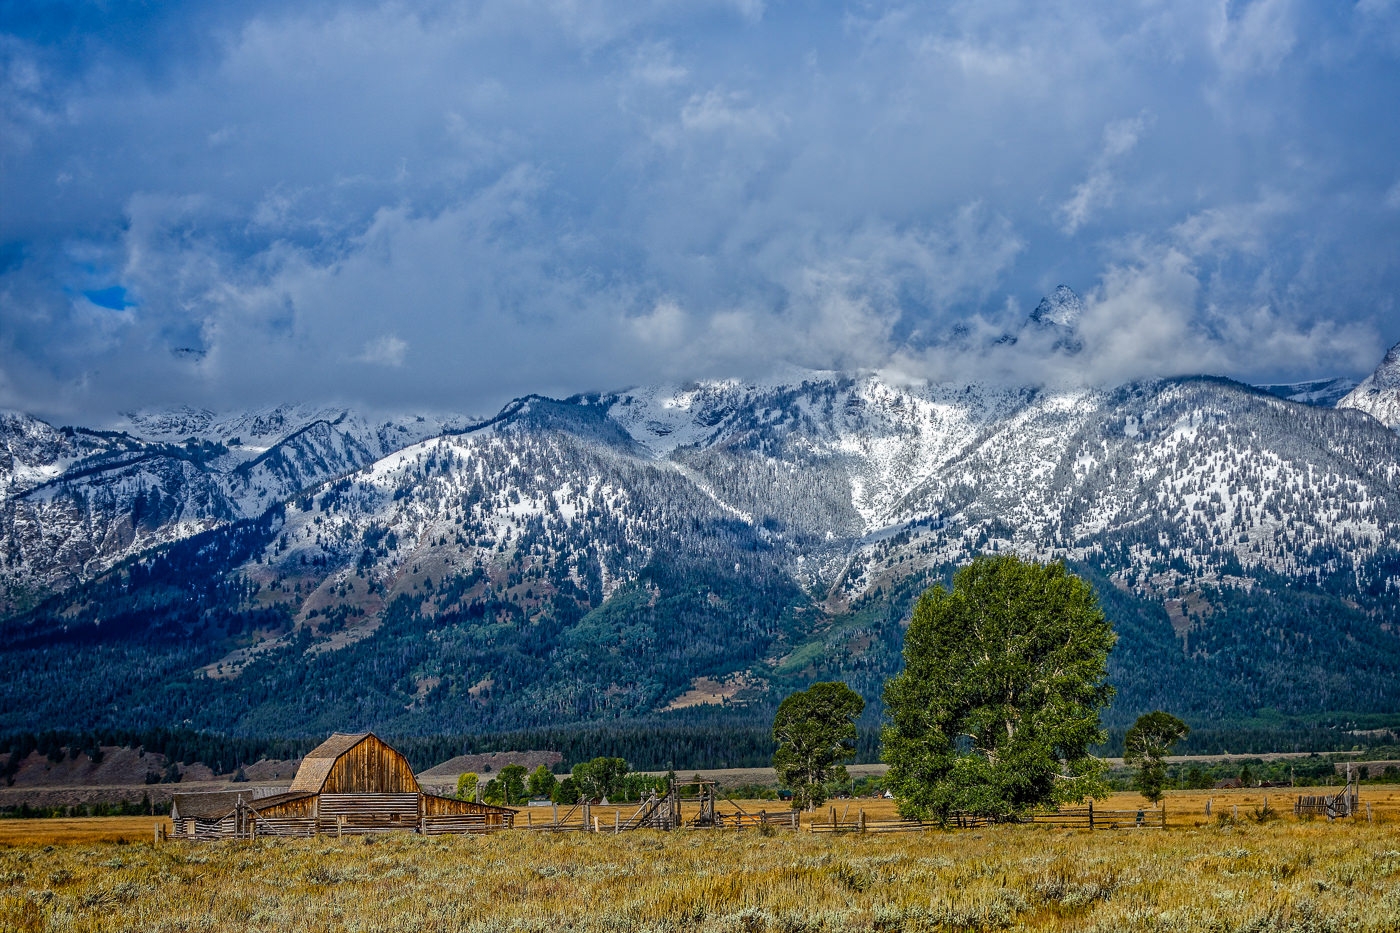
[811, 801, 1165, 834]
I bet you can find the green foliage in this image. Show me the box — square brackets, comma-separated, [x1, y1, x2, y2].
[498, 764, 527, 806]
[771, 681, 864, 811]
[1123, 711, 1189, 804]
[455, 772, 479, 801]
[571, 757, 629, 802]
[552, 776, 580, 805]
[882, 555, 1115, 822]
[526, 765, 558, 801]
[482, 778, 503, 805]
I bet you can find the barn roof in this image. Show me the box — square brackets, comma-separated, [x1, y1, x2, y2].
[171, 790, 314, 821]
[289, 732, 374, 794]
[171, 791, 246, 821]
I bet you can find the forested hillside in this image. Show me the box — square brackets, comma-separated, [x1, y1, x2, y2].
[2, 366, 1398, 746]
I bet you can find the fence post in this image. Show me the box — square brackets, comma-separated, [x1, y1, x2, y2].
[614, 811, 619, 834]
[154, 822, 161, 846]
[859, 809, 866, 833]
[1088, 800, 1094, 831]
[1206, 798, 1212, 817]
[1233, 805, 1238, 821]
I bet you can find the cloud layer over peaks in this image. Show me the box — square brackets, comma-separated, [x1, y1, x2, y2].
[2, 0, 1398, 421]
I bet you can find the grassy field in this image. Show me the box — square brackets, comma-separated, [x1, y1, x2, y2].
[2, 788, 1398, 932]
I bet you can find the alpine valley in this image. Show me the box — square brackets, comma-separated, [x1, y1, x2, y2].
[3, 329, 1399, 747]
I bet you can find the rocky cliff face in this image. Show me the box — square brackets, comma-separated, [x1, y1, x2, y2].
[1339, 342, 1400, 431]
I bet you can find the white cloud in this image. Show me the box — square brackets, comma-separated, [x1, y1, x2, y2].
[1, 0, 1397, 420]
[1209, 0, 1298, 75]
[356, 335, 408, 367]
[1058, 115, 1150, 235]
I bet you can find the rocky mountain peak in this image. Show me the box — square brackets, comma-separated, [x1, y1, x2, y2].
[1338, 341, 1400, 430]
[1029, 285, 1084, 328]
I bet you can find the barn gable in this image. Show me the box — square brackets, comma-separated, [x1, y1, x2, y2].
[289, 732, 420, 795]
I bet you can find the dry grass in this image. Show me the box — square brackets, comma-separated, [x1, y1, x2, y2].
[3, 793, 1399, 932]
[0, 818, 172, 847]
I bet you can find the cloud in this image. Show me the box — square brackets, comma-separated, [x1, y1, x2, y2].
[355, 335, 408, 367]
[1209, 0, 1298, 76]
[1, 0, 1398, 421]
[1058, 115, 1150, 236]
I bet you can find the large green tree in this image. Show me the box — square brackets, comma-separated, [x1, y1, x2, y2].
[1124, 711, 1190, 804]
[526, 764, 559, 801]
[572, 756, 629, 802]
[772, 681, 865, 811]
[498, 764, 528, 806]
[882, 555, 1115, 822]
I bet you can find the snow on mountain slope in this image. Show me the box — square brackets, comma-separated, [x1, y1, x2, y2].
[6, 362, 1400, 625]
[0, 406, 478, 606]
[1029, 284, 1084, 327]
[1255, 377, 1358, 407]
[845, 378, 1400, 602]
[285, 372, 1400, 616]
[5, 371, 1400, 735]
[1339, 342, 1400, 430]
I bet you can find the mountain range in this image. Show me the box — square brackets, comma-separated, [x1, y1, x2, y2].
[3, 293, 1398, 741]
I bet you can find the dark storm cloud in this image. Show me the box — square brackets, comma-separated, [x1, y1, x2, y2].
[2, 0, 1398, 421]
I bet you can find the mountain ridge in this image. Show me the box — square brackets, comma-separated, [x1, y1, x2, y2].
[2, 362, 1398, 739]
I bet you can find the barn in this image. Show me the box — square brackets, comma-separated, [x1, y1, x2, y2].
[171, 732, 515, 839]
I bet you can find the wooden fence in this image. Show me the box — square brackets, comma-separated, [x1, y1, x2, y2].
[811, 802, 1164, 834]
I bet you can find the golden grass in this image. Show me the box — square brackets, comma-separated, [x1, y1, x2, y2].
[0, 818, 172, 847]
[3, 793, 1399, 933]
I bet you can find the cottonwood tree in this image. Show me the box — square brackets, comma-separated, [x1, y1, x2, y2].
[454, 771, 479, 802]
[882, 555, 1115, 822]
[772, 681, 864, 811]
[498, 764, 528, 806]
[526, 764, 559, 801]
[1124, 711, 1189, 804]
[572, 757, 629, 802]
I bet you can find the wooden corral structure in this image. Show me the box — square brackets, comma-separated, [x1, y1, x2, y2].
[170, 732, 515, 839]
[522, 778, 799, 833]
[1296, 765, 1360, 819]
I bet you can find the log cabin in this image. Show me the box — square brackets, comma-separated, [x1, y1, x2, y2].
[171, 732, 515, 839]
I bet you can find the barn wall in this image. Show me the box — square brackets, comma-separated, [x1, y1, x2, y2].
[421, 794, 512, 823]
[317, 793, 420, 832]
[254, 796, 316, 820]
[321, 735, 420, 794]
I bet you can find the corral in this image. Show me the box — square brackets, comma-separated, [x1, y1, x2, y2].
[169, 733, 514, 839]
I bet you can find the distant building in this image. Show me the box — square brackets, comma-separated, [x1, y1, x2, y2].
[171, 732, 515, 839]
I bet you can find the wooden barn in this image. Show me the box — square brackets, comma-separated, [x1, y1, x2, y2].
[171, 732, 515, 839]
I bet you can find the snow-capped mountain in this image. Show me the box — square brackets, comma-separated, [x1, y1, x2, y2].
[1339, 341, 1400, 430]
[1029, 284, 1084, 328]
[0, 405, 475, 607]
[3, 363, 1398, 737]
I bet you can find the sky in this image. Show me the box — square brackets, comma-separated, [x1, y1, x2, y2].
[2, 0, 1399, 423]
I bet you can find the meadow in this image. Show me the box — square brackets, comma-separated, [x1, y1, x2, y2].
[2, 787, 1398, 932]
